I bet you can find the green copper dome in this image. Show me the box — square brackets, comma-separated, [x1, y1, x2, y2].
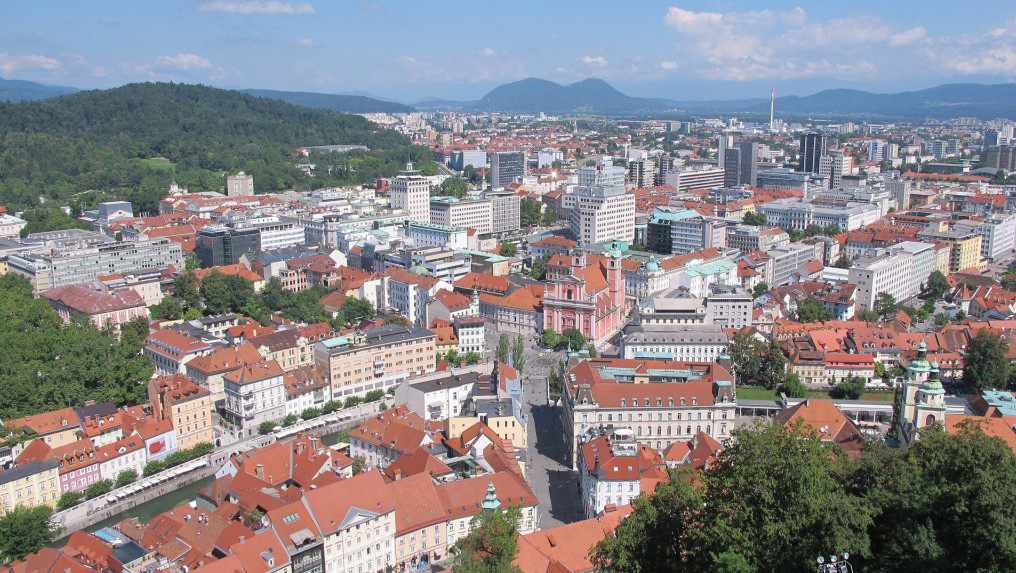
[644, 255, 661, 273]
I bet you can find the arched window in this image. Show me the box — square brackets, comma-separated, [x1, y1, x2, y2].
[657, 426, 662, 436]
[637, 427, 643, 436]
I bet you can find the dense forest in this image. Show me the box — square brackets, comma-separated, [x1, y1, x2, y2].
[0, 82, 433, 213]
[0, 274, 154, 422]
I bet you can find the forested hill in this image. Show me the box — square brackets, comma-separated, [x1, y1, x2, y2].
[241, 88, 415, 114]
[0, 82, 431, 213]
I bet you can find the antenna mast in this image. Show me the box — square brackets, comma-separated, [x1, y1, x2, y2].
[769, 88, 775, 131]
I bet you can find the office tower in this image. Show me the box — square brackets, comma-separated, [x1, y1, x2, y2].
[390, 163, 431, 223]
[627, 158, 655, 188]
[723, 148, 742, 188]
[490, 151, 525, 190]
[717, 135, 733, 168]
[569, 162, 634, 244]
[724, 141, 758, 188]
[985, 129, 1000, 148]
[799, 133, 828, 174]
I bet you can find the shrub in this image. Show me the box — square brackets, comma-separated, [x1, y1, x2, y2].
[301, 407, 322, 420]
[84, 479, 113, 500]
[143, 460, 167, 476]
[115, 470, 138, 488]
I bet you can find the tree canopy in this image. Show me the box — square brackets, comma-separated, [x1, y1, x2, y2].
[0, 505, 58, 563]
[962, 329, 1009, 393]
[452, 505, 523, 573]
[795, 298, 834, 322]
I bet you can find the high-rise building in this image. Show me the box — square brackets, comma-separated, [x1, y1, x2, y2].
[226, 172, 255, 196]
[627, 159, 655, 188]
[194, 225, 261, 267]
[490, 151, 525, 190]
[488, 192, 521, 233]
[985, 129, 1000, 148]
[569, 163, 635, 244]
[654, 156, 675, 186]
[717, 135, 733, 168]
[723, 142, 758, 187]
[429, 197, 492, 234]
[799, 133, 828, 174]
[449, 150, 487, 171]
[390, 163, 431, 223]
[723, 148, 742, 188]
[819, 149, 846, 189]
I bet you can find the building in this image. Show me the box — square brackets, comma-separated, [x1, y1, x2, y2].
[144, 328, 214, 376]
[578, 430, 668, 518]
[283, 365, 330, 417]
[723, 141, 758, 187]
[184, 343, 263, 406]
[916, 225, 983, 272]
[222, 360, 287, 438]
[490, 151, 525, 190]
[394, 370, 481, 421]
[41, 284, 147, 331]
[705, 284, 753, 329]
[569, 171, 635, 245]
[226, 172, 255, 197]
[406, 221, 468, 250]
[193, 226, 260, 268]
[664, 165, 725, 192]
[390, 163, 432, 223]
[449, 150, 487, 171]
[898, 341, 946, 447]
[562, 357, 736, 469]
[646, 209, 727, 255]
[543, 241, 629, 347]
[756, 198, 880, 232]
[0, 213, 27, 238]
[620, 323, 729, 362]
[429, 197, 492, 234]
[799, 133, 828, 174]
[726, 225, 790, 252]
[768, 242, 821, 286]
[488, 192, 521, 233]
[7, 238, 184, 295]
[849, 251, 916, 311]
[0, 459, 59, 513]
[148, 375, 214, 451]
[315, 324, 437, 398]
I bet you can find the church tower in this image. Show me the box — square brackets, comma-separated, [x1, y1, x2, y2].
[571, 238, 587, 275]
[898, 341, 941, 446]
[900, 340, 931, 426]
[913, 360, 946, 430]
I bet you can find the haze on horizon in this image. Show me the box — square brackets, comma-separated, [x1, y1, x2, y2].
[3, 0, 1016, 102]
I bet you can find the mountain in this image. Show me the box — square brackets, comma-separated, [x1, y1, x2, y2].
[0, 82, 431, 211]
[241, 88, 414, 114]
[0, 76, 77, 102]
[676, 83, 1016, 120]
[471, 78, 678, 114]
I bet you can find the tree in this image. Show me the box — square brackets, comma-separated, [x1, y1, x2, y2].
[962, 329, 1009, 393]
[750, 282, 769, 299]
[933, 313, 950, 326]
[541, 207, 559, 225]
[530, 253, 551, 281]
[542, 328, 559, 348]
[757, 339, 787, 389]
[464, 351, 481, 365]
[56, 491, 83, 510]
[383, 314, 410, 326]
[496, 333, 510, 363]
[557, 328, 587, 352]
[115, 469, 138, 488]
[592, 468, 702, 572]
[443, 349, 461, 367]
[858, 309, 880, 322]
[259, 421, 278, 434]
[301, 407, 322, 420]
[511, 334, 526, 373]
[927, 270, 949, 299]
[520, 197, 543, 227]
[795, 299, 834, 322]
[499, 242, 518, 257]
[352, 455, 366, 474]
[729, 331, 765, 384]
[874, 292, 898, 320]
[440, 176, 468, 198]
[184, 254, 202, 271]
[742, 212, 768, 226]
[708, 553, 757, 573]
[833, 253, 853, 269]
[780, 372, 808, 398]
[365, 389, 385, 401]
[452, 505, 524, 573]
[84, 479, 114, 499]
[339, 297, 376, 326]
[0, 505, 58, 563]
[283, 414, 299, 426]
[198, 270, 233, 315]
[344, 396, 362, 408]
[322, 400, 342, 414]
[143, 460, 167, 476]
[830, 375, 867, 400]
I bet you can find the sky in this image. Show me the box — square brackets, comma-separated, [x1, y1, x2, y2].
[3, 1, 1016, 102]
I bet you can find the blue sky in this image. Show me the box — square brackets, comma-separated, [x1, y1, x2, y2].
[3, 1, 1016, 101]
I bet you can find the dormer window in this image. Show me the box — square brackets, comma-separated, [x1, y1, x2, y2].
[680, 397, 686, 406]
[620, 398, 626, 406]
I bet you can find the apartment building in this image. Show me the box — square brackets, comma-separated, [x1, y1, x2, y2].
[390, 164, 431, 223]
[0, 460, 59, 513]
[40, 284, 147, 331]
[315, 324, 436, 398]
[849, 251, 916, 311]
[144, 328, 214, 376]
[305, 470, 397, 573]
[490, 151, 525, 190]
[148, 375, 214, 451]
[222, 360, 287, 438]
[488, 191, 521, 233]
[578, 430, 668, 518]
[755, 198, 880, 231]
[646, 209, 727, 255]
[429, 197, 492, 234]
[725, 224, 790, 252]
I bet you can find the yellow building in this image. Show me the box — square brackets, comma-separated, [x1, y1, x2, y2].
[918, 227, 984, 273]
[315, 324, 436, 398]
[0, 459, 60, 513]
[148, 375, 214, 451]
[447, 411, 528, 450]
[4, 408, 81, 449]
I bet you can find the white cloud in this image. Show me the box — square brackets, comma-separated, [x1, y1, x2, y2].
[889, 27, 927, 47]
[660, 61, 678, 70]
[581, 56, 608, 68]
[298, 38, 314, 47]
[481, 47, 497, 57]
[197, 1, 316, 15]
[0, 52, 62, 74]
[157, 53, 213, 70]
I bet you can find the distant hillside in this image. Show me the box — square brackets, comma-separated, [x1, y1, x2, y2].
[471, 78, 678, 114]
[679, 83, 1016, 120]
[242, 88, 414, 114]
[0, 76, 77, 102]
[0, 82, 432, 211]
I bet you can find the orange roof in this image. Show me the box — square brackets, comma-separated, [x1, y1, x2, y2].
[186, 343, 263, 375]
[222, 360, 283, 386]
[192, 264, 263, 283]
[304, 469, 396, 535]
[515, 506, 634, 572]
[385, 473, 448, 535]
[773, 399, 862, 457]
[5, 407, 79, 437]
[945, 414, 1016, 454]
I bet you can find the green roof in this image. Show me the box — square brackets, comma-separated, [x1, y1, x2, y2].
[321, 336, 350, 348]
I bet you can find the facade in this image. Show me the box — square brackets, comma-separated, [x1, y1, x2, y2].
[704, 284, 753, 329]
[490, 151, 525, 190]
[194, 226, 260, 268]
[768, 242, 821, 286]
[646, 209, 727, 256]
[562, 357, 736, 469]
[664, 165, 725, 192]
[799, 132, 828, 173]
[315, 324, 436, 398]
[7, 238, 184, 295]
[756, 198, 880, 231]
[283, 365, 331, 417]
[305, 470, 397, 573]
[620, 323, 729, 362]
[96, 435, 147, 484]
[390, 165, 432, 223]
[578, 430, 668, 518]
[0, 213, 27, 238]
[144, 328, 213, 375]
[488, 192, 521, 233]
[222, 360, 287, 438]
[429, 197, 492, 234]
[226, 172, 255, 196]
[543, 242, 629, 347]
[726, 225, 790, 252]
[148, 375, 214, 451]
[449, 150, 487, 171]
[394, 370, 480, 421]
[406, 221, 468, 250]
[849, 251, 916, 311]
[41, 285, 147, 331]
[455, 316, 486, 356]
[0, 460, 59, 513]
[569, 186, 635, 245]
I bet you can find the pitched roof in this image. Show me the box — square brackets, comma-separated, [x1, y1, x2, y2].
[41, 284, 146, 315]
[773, 399, 862, 456]
[185, 343, 263, 375]
[515, 506, 634, 573]
[303, 469, 396, 535]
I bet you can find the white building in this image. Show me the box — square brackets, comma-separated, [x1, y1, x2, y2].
[394, 369, 481, 421]
[849, 251, 916, 311]
[390, 164, 432, 223]
[455, 316, 486, 356]
[756, 198, 880, 231]
[0, 213, 27, 238]
[429, 197, 492, 234]
[96, 435, 147, 483]
[578, 430, 668, 518]
[569, 185, 635, 245]
[307, 470, 397, 573]
[405, 221, 468, 250]
[222, 360, 287, 438]
[620, 323, 729, 362]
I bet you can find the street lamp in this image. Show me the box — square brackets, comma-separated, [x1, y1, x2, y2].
[816, 553, 852, 573]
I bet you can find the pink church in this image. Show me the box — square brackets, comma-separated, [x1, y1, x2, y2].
[543, 240, 630, 346]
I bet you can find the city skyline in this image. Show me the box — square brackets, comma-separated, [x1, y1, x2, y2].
[3, 1, 1016, 102]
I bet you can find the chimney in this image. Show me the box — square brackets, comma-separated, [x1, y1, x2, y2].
[255, 464, 265, 479]
[295, 441, 306, 457]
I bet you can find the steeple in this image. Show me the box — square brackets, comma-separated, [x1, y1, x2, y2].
[481, 482, 501, 511]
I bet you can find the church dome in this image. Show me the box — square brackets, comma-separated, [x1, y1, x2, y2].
[643, 255, 661, 273]
[407, 264, 430, 275]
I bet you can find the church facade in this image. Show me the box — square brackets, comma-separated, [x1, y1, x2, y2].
[543, 240, 631, 347]
[898, 340, 947, 447]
